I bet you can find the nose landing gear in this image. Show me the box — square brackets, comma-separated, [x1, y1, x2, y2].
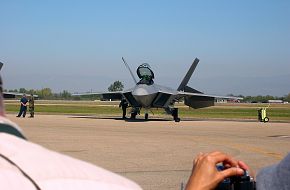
[130, 107, 140, 119]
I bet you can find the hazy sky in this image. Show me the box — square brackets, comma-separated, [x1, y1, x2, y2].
[1, 0, 289, 96]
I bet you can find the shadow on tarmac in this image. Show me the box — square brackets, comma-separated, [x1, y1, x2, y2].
[68, 115, 290, 123]
[68, 116, 171, 122]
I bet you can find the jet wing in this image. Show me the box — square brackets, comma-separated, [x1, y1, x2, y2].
[2, 92, 38, 99]
[3, 92, 20, 98]
[101, 92, 123, 100]
[72, 91, 123, 100]
[178, 91, 243, 99]
[73, 90, 142, 107]
[175, 91, 242, 109]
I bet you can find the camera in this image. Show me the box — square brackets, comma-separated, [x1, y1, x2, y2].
[215, 165, 256, 190]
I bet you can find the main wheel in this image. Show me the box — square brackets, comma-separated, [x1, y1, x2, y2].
[174, 117, 180, 122]
[263, 117, 269, 122]
[145, 113, 149, 120]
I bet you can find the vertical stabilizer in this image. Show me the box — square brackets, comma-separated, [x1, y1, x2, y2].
[122, 57, 138, 84]
[177, 58, 199, 91]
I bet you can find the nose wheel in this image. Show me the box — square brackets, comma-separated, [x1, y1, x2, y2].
[131, 112, 137, 119]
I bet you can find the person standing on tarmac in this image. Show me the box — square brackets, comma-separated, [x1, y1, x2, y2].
[119, 98, 128, 119]
[29, 94, 35, 118]
[16, 94, 28, 118]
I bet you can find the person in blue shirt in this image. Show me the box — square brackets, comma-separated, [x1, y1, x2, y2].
[16, 94, 28, 118]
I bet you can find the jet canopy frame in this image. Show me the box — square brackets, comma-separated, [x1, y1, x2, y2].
[137, 63, 155, 85]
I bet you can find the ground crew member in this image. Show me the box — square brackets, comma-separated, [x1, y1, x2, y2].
[119, 98, 128, 119]
[16, 94, 28, 118]
[29, 94, 35, 118]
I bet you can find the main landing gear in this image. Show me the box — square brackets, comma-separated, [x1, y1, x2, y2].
[172, 108, 180, 122]
[165, 107, 180, 122]
[145, 113, 149, 120]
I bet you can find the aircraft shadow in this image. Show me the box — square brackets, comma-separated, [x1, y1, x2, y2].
[67, 116, 230, 122]
[68, 116, 171, 122]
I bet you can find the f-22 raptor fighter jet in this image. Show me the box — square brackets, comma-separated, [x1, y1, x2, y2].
[75, 58, 241, 122]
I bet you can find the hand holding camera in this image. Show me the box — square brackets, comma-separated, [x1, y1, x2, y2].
[186, 152, 249, 190]
[215, 165, 256, 190]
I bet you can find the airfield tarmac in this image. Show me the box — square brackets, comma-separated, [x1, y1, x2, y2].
[8, 114, 290, 190]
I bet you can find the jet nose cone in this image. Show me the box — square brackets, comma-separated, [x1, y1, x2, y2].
[132, 87, 149, 96]
[132, 85, 158, 108]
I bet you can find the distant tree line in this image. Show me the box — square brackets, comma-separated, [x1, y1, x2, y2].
[5, 88, 75, 100]
[228, 94, 290, 103]
[4, 87, 104, 100]
[4, 80, 125, 100]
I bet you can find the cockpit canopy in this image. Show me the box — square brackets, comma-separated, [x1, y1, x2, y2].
[136, 63, 154, 85]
